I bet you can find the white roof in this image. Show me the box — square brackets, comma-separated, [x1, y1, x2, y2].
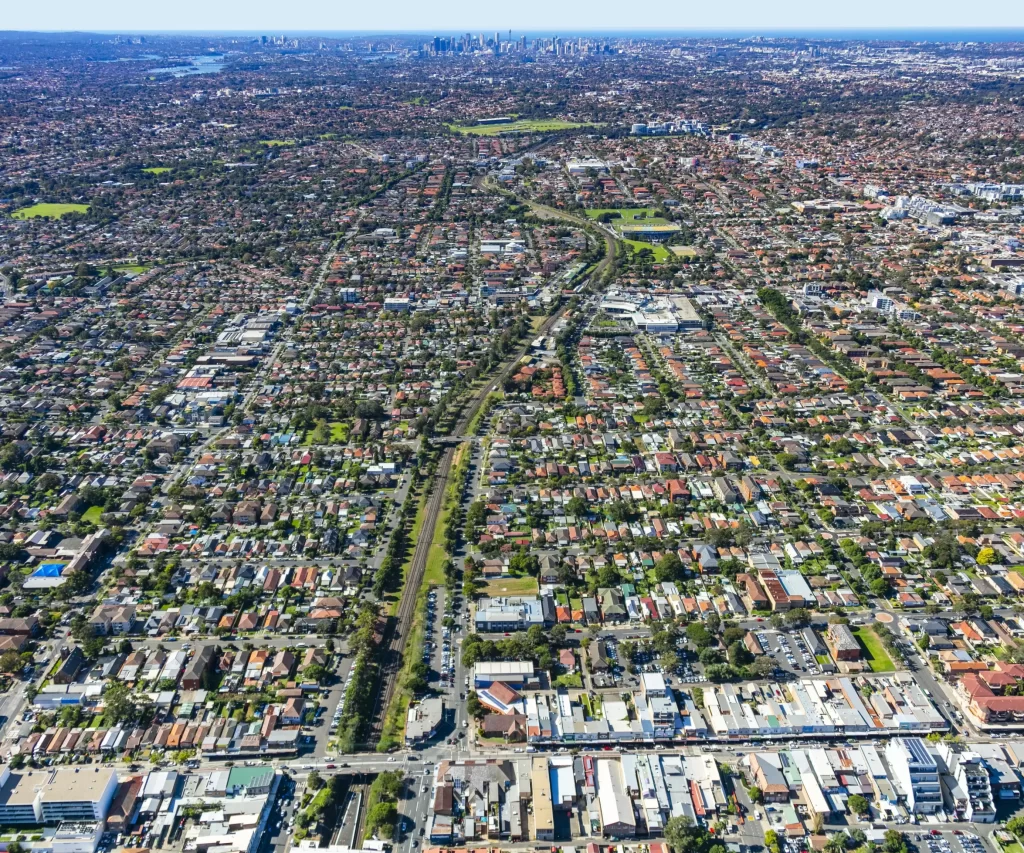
[473, 661, 534, 677]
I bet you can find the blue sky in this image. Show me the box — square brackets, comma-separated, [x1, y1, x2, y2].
[4, 0, 1023, 35]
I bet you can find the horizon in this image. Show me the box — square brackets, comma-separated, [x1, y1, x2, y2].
[7, 25, 1024, 33]
[5, 26, 1024, 44]
[2, 0, 1023, 38]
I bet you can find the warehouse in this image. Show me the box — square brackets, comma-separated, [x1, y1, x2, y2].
[596, 759, 636, 837]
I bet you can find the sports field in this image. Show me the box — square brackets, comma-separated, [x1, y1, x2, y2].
[584, 207, 668, 225]
[12, 203, 89, 220]
[623, 239, 670, 262]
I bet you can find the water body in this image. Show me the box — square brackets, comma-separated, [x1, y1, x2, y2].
[150, 54, 225, 77]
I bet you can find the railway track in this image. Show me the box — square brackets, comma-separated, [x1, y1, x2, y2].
[365, 306, 569, 748]
[367, 444, 454, 745]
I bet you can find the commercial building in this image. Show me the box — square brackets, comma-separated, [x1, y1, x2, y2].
[748, 753, 790, 802]
[50, 821, 104, 853]
[405, 698, 445, 745]
[0, 767, 118, 825]
[474, 596, 552, 632]
[886, 737, 941, 814]
[472, 661, 536, 690]
[531, 757, 554, 840]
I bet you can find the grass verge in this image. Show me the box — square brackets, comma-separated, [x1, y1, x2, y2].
[377, 577, 431, 751]
[448, 119, 596, 136]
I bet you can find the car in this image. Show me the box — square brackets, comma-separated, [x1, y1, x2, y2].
[326, 763, 336, 769]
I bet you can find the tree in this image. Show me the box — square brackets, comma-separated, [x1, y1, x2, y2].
[618, 639, 637, 668]
[0, 651, 22, 673]
[776, 452, 799, 470]
[509, 549, 539, 577]
[925, 530, 961, 570]
[310, 419, 330, 445]
[655, 552, 684, 583]
[847, 793, 870, 816]
[698, 647, 724, 666]
[660, 650, 680, 672]
[882, 830, 908, 853]
[728, 641, 754, 667]
[749, 656, 776, 678]
[976, 546, 996, 565]
[404, 661, 429, 694]
[704, 663, 735, 682]
[686, 622, 713, 649]
[466, 691, 485, 719]
[1007, 816, 1024, 838]
[764, 830, 781, 853]
[747, 785, 763, 803]
[103, 682, 136, 725]
[304, 663, 329, 684]
[365, 801, 398, 839]
[664, 816, 705, 853]
[785, 608, 809, 628]
[566, 496, 588, 519]
[722, 626, 746, 647]
[307, 770, 324, 791]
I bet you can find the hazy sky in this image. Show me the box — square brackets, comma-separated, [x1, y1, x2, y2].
[4, 0, 1024, 35]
